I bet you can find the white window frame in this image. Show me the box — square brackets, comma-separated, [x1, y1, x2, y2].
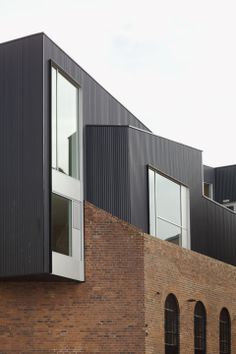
[223, 201, 236, 213]
[203, 182, 213, 199]
[51, 64, 84, 281]
[148, 167, 191, 249]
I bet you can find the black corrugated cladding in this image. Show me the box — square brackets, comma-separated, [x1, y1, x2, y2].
[86, 125, 236, 266]
[128, 127, 203, 233]
[0, 34, 49, 276]
[214, 165, 236, 203]
[42, 34, 150, 200]
[86, 126, 131, 223]
[0, 32, 152, 278]
[203, 165, 215, 185]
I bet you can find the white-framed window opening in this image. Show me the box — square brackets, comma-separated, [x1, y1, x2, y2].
[148, 167, 191, 249]
[51, 65, 84, 281]
[203, 182, 213, 199]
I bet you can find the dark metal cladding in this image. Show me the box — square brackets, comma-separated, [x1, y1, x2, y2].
[0, 34, 49, 277]
[1, 32, 236, 278]
[42, 34, 151, 201]
[86, 126, 131, 223]
[214, 165, 236, 203]
[203, 165, 215, 185]
[196, 197, 236, 265]
[86, 125, 236, 266]
[127, 127, 203, 233]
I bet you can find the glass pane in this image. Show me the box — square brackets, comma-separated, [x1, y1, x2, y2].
[51, 67, 57, 169]
[57, 72, 78, 178]
[52, 193, 72, 256]
[155, 173, 181, 225]
[157, 218, 181, 243]
[149, 169, 156, 235]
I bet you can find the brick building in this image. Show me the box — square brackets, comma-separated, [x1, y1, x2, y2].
[0, 33, 236, 353]
[0, 203, 235, 353]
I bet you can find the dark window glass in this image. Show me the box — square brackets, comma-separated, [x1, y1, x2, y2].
[220, 308, 231, 354]
[194, 302, 206, 354]
[165, 294, 179, 354]
[52, 193, 72, 256]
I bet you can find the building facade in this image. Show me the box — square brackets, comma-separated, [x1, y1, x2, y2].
[0, 33, 236, 353]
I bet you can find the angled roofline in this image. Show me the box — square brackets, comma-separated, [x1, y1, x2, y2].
[86, 124, 202, 152]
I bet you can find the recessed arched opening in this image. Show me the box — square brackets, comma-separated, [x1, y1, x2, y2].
[165, 293, 180, 354]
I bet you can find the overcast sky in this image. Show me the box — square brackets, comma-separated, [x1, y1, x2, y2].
[1, 0, 236, 167]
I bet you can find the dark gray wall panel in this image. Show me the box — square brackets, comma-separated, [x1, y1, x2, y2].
[86, 126, 131, 222]
[203, 165, 215, 185]
[128, 128, 203, 233]
[42, 35, 150, 199]
[214, 165, 236, 203]
[196, 197, 236, 265]
[0, 34, 48, 276]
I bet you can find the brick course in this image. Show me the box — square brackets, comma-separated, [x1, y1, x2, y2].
[0, 202, 235, 353]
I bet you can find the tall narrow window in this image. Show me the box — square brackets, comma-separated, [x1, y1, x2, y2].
[220, 308, 231, 354]
[51, 66, 79, 179]
[165, 294, 179, 354]
[194, 302, 206, 354]
[148, 167, 190, 248]
[51, 65, 83, 281]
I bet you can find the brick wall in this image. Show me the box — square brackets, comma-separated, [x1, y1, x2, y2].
[0, 202, 145, 353]
[144, 235, 236, 353]
[0, 202, 236, 353]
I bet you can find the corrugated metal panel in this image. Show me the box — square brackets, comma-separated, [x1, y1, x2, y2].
[203, 165, 215, 185]
[195, 197, 236, 265]
[42, 35, 151, 200]
[86, 125, 236, 266]
[128, 127, 203, 232]
[42, 36, 150, 131]
[214, 165, 236, 203]
[86, 126, 131, 223]
[0, 34, 48, 276]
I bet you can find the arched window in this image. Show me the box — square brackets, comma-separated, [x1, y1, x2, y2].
[220, 308, 231, 354]
[194, 302, 206, 354]
[165, 294, 179, 354]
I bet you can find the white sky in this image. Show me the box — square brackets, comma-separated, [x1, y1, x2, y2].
[1, 0, 236, 167]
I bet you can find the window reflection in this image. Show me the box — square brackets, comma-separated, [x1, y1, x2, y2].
[51, 67, 79, 179]
[148, 168, 190, 248]
[155, 173, 181, 225]
[52, 193, 72, 256]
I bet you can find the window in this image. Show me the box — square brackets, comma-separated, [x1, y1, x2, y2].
[52, 193, 72, 256]
[148, 168, 190, 248]
[194, 302, 206, 354]
[51, 66, 79, 179]
[51, 65, 83, 281]
[204, 183, 213, 199]
[165, 294, 179, 354]
[220, 308, 231, 354]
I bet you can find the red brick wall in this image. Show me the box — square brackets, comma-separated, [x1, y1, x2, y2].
[144, 235, 236, 354]
[0, 202, 145, 353]
[0, 202, 236, 353]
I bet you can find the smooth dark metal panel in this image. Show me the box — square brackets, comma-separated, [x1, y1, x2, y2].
[0, 34, 48, 277]
[86, 126, 131, 222]
[214, 165, 236, 203]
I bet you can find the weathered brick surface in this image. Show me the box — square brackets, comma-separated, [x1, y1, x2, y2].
[0, 202, 145, 353]
[0, 202, 236, 353]
[144, 235, 236, 354]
